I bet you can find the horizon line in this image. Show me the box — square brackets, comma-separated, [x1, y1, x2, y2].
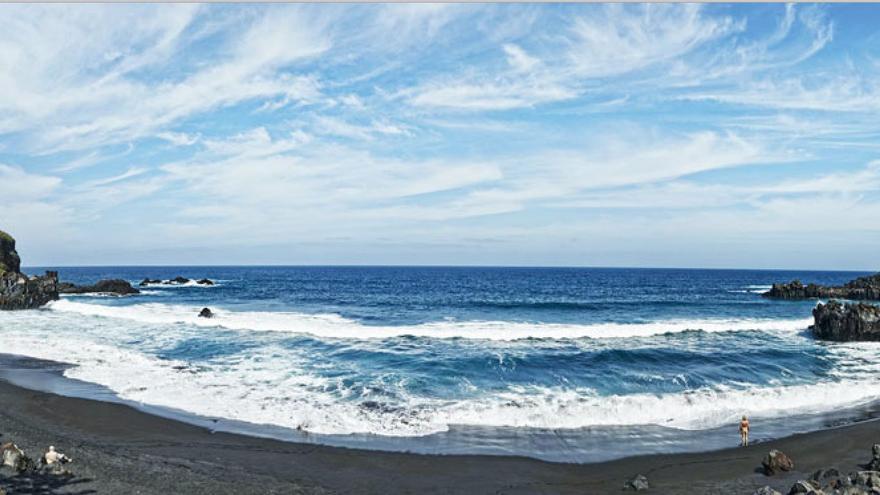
[21, 263, 875, 273]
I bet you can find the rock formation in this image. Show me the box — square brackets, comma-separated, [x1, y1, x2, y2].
[811, 301, 880, 341]
[198, 307, 214, 318]
[764, 273, 880, 301]
[58, 279, 140, 296]
[763, 449, 795, 475]
[139, 278, 161, 286]
[0, 230, 58, 310]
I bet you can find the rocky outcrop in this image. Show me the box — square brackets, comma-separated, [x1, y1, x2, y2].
[58, 279, 139, 296]
[139, 278, 161, 286]
[196, 278, 214, 286]
[0, 230, 58, 310]
[0, 230, 21, 275]
[763, 449, 795, 475]
[764, 273, 880, 301]
[811, 301, 880, 342]
[198, 307, 214, 318]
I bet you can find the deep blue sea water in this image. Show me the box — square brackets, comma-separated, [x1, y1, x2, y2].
[2, 266, 879, 462]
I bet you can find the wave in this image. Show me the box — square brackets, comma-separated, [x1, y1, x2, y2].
[46, 299, 812, 341]
[0, 331, 878, 437]
[139, 280, 219, 288]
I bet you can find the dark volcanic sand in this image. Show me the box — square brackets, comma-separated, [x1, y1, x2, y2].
[0, 365, 878, 494]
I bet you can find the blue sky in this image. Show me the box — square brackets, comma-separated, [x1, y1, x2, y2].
[1, 3, 880, 269]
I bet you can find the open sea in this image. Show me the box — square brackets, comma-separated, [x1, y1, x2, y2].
[2, 266, 879, 462]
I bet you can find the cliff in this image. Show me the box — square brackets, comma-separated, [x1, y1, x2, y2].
[0, 230, 58, 310]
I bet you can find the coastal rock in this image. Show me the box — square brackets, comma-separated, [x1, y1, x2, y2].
[788, 480, 823, 495]
[0, 230, 59, 310]
[869, 445, 880, 471]
[851, 471, 880, 488]
[0, 230, 21, 274]
[811, 301, 880, 342]
[623, 474, 649, 491]
[58, 279, 140, 296]
[198, 307, 214, 318]
[196, 278, 214, 285]
[169, 276, 190, 284]
[764, 273, 880, 301]
[1, 442, 34, 473]
[139, 278, 161, 286]
[763, 449, 795, 475]
[754, 487, 782, 495]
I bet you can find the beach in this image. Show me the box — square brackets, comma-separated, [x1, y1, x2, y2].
[0, 355, 878, 494]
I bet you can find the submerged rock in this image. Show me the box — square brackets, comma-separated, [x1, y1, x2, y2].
[623, 474, 649, 491]
[764, 273, 880, 301]
[0, 230, 58, 310]
[139, 278, 161, 286]
[198, 307, 214, 318]
[811, 301, 880, 342]
[59, 279, 140, 296]
[763, 449, 795, 475]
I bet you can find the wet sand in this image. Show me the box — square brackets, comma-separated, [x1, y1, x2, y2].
[0, 361, 878, 494]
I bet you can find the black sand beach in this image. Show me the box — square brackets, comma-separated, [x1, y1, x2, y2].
[0, 357, 877, 494]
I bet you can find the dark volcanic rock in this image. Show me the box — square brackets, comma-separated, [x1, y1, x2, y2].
[764, 273, 880, 301]
[168, 276, 190, 284]
[811, 300, 880, 342]
[0, 230, 21, 275]
[139, 278, 161, 286]
[763, 449, 795, 475]
[198, 307, 214, 318]
[196, 278, 214, 285]
[59, 279, 140, 296]
[0, 230, 58, 310]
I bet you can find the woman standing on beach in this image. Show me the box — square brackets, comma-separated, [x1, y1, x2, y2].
[740, 415, 750, 446]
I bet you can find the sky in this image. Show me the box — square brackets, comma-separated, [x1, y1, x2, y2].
[1, 3, 880, 270]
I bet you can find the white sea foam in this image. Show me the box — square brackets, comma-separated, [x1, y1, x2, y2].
[0, 324, 879, 437]
[46, 299, 812, 341]
[139, 280, 221, 288]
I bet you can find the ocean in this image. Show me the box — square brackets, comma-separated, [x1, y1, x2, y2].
[2, 266, 878, 462]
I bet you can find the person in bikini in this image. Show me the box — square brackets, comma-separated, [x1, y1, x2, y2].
[739, 415, 750, 446]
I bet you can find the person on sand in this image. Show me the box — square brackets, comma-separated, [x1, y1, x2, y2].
[44, 446, 71, 465]
[739, 415, 750, 446]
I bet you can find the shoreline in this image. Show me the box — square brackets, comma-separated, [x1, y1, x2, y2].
[1, 356, 879, 493]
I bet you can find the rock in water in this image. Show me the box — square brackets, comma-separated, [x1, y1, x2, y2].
[811, 301, 880, 342]
[623, 474, 649, 491]
[169, 276, 190, 284]
[198, 307, 214, 318]
[139, 278, 161, 286]
[58, 279, 140, 296]
[0, 230, 58, 310]
[763, 449, 795, 475]
[196, 278, 214, 285]
[764, 273, 880, 301]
